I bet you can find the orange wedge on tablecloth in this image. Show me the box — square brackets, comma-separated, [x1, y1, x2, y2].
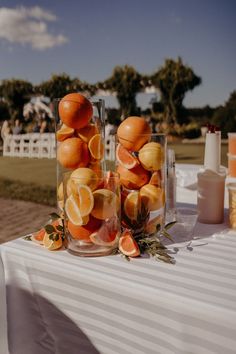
[118, 229, 140, 257]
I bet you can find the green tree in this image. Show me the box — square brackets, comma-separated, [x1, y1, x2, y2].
[151, 57, 201, 125]
[0, 100, 10, 122]
[212, 91, 236, 138]
[0, 79, 33, 121]
[37, 74, 95, 101]
[36, 74, 74, 100]
[100, 65, 143, 118]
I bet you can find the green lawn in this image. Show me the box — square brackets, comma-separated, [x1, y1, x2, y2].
[0, 142, 228, 205]
[169, 143, 228, 166]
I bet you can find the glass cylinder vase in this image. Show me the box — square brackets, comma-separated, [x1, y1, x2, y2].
[63, 170, 120, 257]
[54, 96, 106, 211]
[114, 133, 166, 237]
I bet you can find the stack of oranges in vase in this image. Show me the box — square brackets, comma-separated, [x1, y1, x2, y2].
[55, 93, 105, 211]
[55, 93, 121, 256]
[115, 116, 166, 237]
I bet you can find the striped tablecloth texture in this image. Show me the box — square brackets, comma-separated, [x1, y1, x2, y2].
[1, 224, 236, 354]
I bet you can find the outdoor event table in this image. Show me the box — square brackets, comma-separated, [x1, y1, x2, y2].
[1, 164, 236, 354]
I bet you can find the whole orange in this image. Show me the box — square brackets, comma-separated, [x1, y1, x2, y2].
[57, 137, 89, 169]
[68, 216, 102, 242]
[59, 93, 93, 129]
[117, 116, 151, 151]
[117, 164, 149, 190]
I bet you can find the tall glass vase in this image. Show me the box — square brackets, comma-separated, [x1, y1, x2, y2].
[53, 97, 106, 211]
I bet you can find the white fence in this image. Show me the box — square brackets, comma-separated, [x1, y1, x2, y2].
[3, 133, 56, 159]
[3, 133, 115, 160]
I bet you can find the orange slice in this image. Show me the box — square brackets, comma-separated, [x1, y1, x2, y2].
[116, 143, 139, 169]
[124, 191, 141, 220]
[72, 184, 94, 217]
[65, 194, 89, 225]
[43, 233, 63, 251]
[76, 123, 99, 143]
[31, 228, 45, 245]
[149, 171, 162, 186]
[91, 189, 119, 220]
[56, 124, 74, 142]
[118, 229, 140, 257]
[68, 216, 102, 242]
[140, 184, 165, 211]
[90, 217, 120, 246]
[70, 167, 99, 191]
[88, 133, 104, 160]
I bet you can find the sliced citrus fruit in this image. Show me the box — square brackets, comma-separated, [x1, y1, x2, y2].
[56, 124, 74, 142]
[88, 133, 104, 160]
[65, 194, 89, 225]
[118, 229, 140, 257]
[91, 189, 119, 220]
[138, 142, 163, 171]
[43, 233, 63, 251]
[149, 171, 162, 186]
[72, 184, 94, 217]
[140, 184, 165, 211]
[117, 164, 149, 190]
[76, 123, 99, 143]
[68, 216, 102, 242]
[90, 218, 120, 246]
[116, 143, 139, 169]
[70, 167, 99, 191]
[124, 191, 141, 220]
[31, 228, 45, 245]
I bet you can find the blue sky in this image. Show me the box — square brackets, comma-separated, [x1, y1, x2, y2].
[0, 0, 235, 108]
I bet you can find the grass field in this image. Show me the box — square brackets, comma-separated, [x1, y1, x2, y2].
[0, 143, 228, 205]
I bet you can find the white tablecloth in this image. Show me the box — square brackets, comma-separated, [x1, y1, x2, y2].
[1, 164, 236, 354]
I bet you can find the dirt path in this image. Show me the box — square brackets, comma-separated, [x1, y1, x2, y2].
[0, 198, 56, 244]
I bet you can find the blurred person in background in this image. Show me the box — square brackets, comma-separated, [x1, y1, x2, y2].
[12, 119, 22, 135]
[1, 120, 11, 140]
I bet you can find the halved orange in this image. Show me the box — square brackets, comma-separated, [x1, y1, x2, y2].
[31, 228, 45, 245]
[32, 220, 60, 245]
[72, 184, 94, 217]
[90, 217, 120, 246]
[116, 143, 139, 169]
[65, 194, 89, 225]
[56, 124, 74, 142]
[124, 191, 141, 220]
[140, 184, 165, 211]
[70, 167, 99, 191]
[68, 215, 102, 242]
[149, 170, 162, 186]
[91, 189, 119, 220]
[43, 233, 63, 251]
[118, 229, 140, 257]
[88, 133, 104, 160]
[76, 123, 99, 143]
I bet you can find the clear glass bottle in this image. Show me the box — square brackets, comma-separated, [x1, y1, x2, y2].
[166, 148, 176, 223]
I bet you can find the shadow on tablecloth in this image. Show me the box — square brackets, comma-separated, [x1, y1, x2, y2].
[6, 285, 100, 354]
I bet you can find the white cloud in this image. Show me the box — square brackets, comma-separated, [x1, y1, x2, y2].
[0, 6, 68, 50]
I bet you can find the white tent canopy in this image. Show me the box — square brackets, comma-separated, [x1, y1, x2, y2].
[23, 96, 53, 120]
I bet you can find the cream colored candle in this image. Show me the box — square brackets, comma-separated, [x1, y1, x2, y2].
[197, 169, 226, 224]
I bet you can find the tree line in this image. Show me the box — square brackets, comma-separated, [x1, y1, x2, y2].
[0, 57, 235, 138]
